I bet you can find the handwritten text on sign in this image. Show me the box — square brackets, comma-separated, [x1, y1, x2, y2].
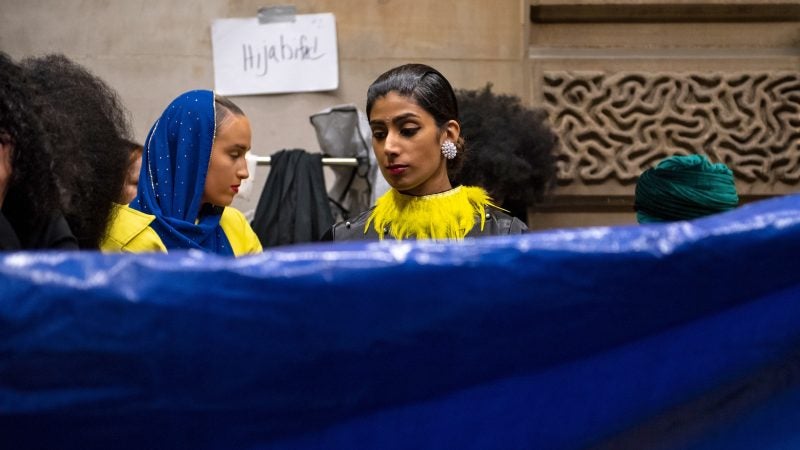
[212, 14, 338, 96]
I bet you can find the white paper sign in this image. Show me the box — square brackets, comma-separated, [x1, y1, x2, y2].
[212, 13, 338, 96]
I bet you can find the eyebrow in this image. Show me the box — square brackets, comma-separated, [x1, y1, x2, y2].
[369, 112, 420, 127]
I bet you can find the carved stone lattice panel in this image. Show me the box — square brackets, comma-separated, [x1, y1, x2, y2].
[543, 72, 800, 186]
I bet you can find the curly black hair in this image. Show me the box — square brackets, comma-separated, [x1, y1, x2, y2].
[23, 54, 132, 249]
[452, 84, 559, 214]
[0, 53, 61, 239]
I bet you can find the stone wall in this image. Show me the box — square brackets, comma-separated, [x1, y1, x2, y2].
[528, 0, 800, 228]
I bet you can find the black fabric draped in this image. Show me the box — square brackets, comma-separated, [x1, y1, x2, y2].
[0, 211, 21, 250]
[251, 149, 334, 247]
[1, 201, 77, 251]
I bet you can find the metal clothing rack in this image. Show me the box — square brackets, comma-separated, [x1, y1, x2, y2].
[253, 156, 360, 167]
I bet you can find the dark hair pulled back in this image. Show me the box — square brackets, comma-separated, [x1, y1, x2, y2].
[366, 64, 466, 175]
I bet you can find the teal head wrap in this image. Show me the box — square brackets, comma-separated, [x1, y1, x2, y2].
[634, 154, 739, 223]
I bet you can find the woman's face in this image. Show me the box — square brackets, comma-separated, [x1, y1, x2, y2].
[0, 136, 12, 207]
[369, 92, 458, 196]
[202, 114, 251, 207]
[120, 149, 141, 204]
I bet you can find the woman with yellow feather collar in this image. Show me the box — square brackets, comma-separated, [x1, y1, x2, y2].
[330, 64, 527, 241]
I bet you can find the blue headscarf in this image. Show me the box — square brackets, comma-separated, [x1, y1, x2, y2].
[131, 90, 234, 255]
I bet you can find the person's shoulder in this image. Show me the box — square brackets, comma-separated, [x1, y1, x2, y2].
[484, 206, 528, 235]
[107, 204, 156, 238]
[100, 203, 164, 253]
[221, 207, 262, 256]
[0, 210, 22, 250]
[330, 208, 377, 241]
[35, 213, 78, 250]
[221, 206, 249, 224]
[113, 203, 156, 223]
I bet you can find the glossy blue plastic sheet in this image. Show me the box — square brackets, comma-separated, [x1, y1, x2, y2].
[2, 195, 800, 449]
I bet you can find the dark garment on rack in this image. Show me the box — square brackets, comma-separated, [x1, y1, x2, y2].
[251, 149, 334, 247]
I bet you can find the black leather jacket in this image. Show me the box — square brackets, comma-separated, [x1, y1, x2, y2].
[329, 206, 527, 241]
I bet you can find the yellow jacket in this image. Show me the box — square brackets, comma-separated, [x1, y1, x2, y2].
[101, 204, 262, 256]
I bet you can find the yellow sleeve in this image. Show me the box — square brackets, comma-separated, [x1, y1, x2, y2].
[220, 207, 263, 257]
[100, 204, 168, 253]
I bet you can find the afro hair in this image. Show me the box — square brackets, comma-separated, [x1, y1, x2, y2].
[0, 53, 62, 240]
[452, 84, 559, 221]
[23, 54, 132, 249]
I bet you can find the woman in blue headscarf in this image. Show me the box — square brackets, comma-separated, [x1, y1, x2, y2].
[102, 90, 262, 256]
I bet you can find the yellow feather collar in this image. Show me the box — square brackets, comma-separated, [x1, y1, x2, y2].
[366, 186, 498, 240]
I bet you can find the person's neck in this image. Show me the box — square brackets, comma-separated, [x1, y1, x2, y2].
[401, 177, 452, 197]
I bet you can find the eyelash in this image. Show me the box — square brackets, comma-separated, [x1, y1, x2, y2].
[371, 127, 420, 140]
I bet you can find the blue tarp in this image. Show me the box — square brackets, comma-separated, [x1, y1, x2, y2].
[2, 194, 800, 449]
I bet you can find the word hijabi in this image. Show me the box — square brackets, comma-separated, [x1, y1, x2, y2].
[242, 34, 325, 76]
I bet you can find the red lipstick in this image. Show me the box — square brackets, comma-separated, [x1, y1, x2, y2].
[387, 165, 407, 175]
